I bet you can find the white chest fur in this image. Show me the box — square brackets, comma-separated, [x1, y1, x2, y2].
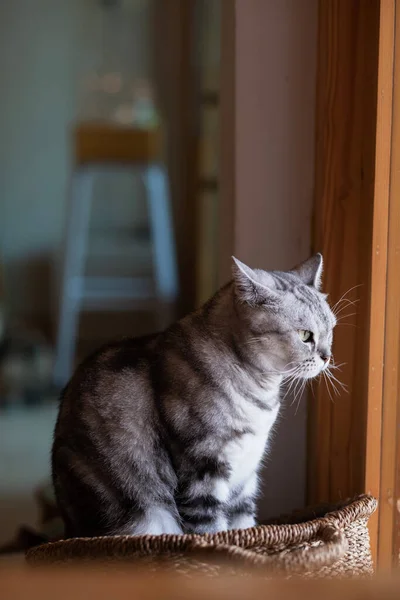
[224, 402, 279, 490]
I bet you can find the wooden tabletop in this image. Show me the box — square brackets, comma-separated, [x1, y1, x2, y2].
[2, 565, 400, 600]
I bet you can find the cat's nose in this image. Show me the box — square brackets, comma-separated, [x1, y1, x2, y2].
[320, 353, 330, 363]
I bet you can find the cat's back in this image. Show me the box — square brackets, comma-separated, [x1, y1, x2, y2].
[54, 332, 160, 439]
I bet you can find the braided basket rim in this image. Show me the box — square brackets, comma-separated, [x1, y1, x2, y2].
[26, 494, 377, 566]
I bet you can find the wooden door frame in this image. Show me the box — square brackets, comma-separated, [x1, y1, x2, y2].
[310, 0, 400, 568]
[379, 2, 400, 564]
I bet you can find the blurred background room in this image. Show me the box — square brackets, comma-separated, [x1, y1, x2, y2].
[1, 0, 399, 572]
[0, 0, 222, 546]
[0, 0, 319, 552]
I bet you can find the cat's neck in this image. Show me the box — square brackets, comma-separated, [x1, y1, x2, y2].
[187, 283, 284, 390]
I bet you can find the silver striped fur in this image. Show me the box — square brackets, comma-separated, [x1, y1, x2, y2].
[52, 254, 335, 537]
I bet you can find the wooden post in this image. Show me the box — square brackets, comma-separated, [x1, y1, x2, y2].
[309, 0, 396, 565]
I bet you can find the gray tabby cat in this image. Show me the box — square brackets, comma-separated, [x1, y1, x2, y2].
[52, 254, 336, 538]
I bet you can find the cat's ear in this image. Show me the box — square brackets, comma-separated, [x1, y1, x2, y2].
[232, 257, 279, 306]
[291, 253, 323, 290]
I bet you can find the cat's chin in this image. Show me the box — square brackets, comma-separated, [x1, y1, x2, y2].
[300, 368, 325, 380]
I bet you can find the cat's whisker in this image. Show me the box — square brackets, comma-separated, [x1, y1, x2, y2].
[295, 380, 308, 416]
[285, 366, 300, 379]
[326, 368, 347, 385]
[327, 379, 339, 399]
[328, 362, 346, 371]
[336, 311, 358, 320]
[292, 379, 303, 413]
[281, 366, 302, 378]
[281, 375, 300, 402]
[280, 373, 298, 385]
[289, 382, 300, 407]
[324, 368, 343, 395]
[333, 302, 357, 317]
[284, 363, 303, 378]
[333, 298, 360, 318]
[322, 372, 332, 402]
[322, 371, 335, 403]
[290, 376, 304, 408]
[282, 368, 303, 402]
[335, 297, 360, 308]
[331, 284, 363, 313]
[325, 372, 341, 396]
[295, 379, 308, 412]
[326, 369, 348, 393]
[285, 373, 301, 392]
[281, 387, 293, 403]
[271, 366, 297, 375]
[264, 361, 301, 377]
[282, 360, 301, 370]
[334, 308, 358, 320]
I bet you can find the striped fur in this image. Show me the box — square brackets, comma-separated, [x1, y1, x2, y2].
[52, 255, 335, 537]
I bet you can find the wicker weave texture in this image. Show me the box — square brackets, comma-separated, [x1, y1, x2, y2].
[26, 495, 377, 578]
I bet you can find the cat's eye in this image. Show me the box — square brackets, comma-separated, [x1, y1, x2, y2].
[298, 330, 313, 343]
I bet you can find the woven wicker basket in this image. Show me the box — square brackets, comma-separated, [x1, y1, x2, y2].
[26, 495, 377, 578]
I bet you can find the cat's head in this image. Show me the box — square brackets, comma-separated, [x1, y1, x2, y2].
[232, 254, 336, 380]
